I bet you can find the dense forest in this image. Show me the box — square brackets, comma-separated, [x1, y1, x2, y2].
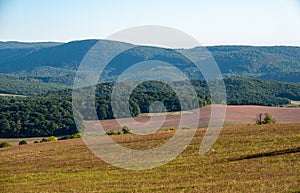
[0, 74, 66, 95]
[1, 40, 300, 87]
[0, 78, 300, 138]
[0, 98, 76, 138]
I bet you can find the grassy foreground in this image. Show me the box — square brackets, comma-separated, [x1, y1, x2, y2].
[0, 123, 299, 193]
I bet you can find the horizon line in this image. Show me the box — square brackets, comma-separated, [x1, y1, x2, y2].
[1, 39, 300, 47]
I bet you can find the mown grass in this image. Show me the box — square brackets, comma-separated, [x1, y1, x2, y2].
[0, 123, 299, 192]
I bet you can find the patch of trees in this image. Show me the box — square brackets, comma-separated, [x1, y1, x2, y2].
[223, 78, 299, 106]
[256, 113, 277, 125]
[106, 126, 131, 135]
[93, 81, 210, 120]
[0, 97, 77, 138]
[0, 78, 299, 138]
[0, 80, 209, 138]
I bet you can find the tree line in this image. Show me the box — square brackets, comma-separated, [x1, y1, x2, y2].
[1, 78, 299, 138]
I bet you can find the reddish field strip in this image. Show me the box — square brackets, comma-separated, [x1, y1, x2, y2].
[85, 105, 300, 131]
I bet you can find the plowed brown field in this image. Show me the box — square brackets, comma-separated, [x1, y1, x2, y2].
[87, 105, 300, 131]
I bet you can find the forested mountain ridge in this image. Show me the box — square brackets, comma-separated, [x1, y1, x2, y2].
[0, 41, 63, 50]
[0, 40, 300, 89]
[0, 40, 97, 73]
[207, 46, 300, 81]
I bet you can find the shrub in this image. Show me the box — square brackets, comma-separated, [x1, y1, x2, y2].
[48, 136, 58, 142]
[106, 130, 116, 135]
[70, 133, 82, 139]
[263, 113, 277, 124]
[122, 126, 131, 134]
[19, 140, 28, 145]
[40, 136, 58, 142]
[256, 113, 277, 125]
[106, 127, 131, 135]
[116, 131, 123, 135]
[40, 138, 49, 143]
[0, 141, 11, 148]
[33, 141, 39, 143]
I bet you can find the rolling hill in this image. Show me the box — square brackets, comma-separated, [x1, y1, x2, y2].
[0, 40, 300, 88]
[0, 123, 299, 192]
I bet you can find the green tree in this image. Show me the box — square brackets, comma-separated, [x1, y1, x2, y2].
[263, 113, 276, 124]
[19, 140, 28, 145]
[256, 113, 277, 125]
[122, 126, 131, 134]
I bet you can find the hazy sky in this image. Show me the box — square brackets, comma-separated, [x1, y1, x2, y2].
[0, 0, 299, 45]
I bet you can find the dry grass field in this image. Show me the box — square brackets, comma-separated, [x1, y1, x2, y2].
[0, 137, 45, 146]
[0, 123, 299, 192]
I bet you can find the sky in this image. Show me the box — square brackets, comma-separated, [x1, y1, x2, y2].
[0, 0, 299, 46]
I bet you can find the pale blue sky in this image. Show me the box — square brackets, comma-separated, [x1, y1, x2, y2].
[0, 0, 299, 45]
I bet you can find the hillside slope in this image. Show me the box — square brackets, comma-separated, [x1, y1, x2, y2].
[0, 123, 299, 192]
[0, 40, 300, 85]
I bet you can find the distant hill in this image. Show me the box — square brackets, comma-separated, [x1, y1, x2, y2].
[0, 40, 98, 73]
[0, 40, 299, 87]
[0, 41, 63, 50]
[208, 46, 300, 82]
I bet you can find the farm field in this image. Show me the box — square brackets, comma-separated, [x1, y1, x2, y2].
[0, 123, 299, 192]
[89, 105, 300, 131]
[3, 105, 300, 146]
[0, 137, 46, 146]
